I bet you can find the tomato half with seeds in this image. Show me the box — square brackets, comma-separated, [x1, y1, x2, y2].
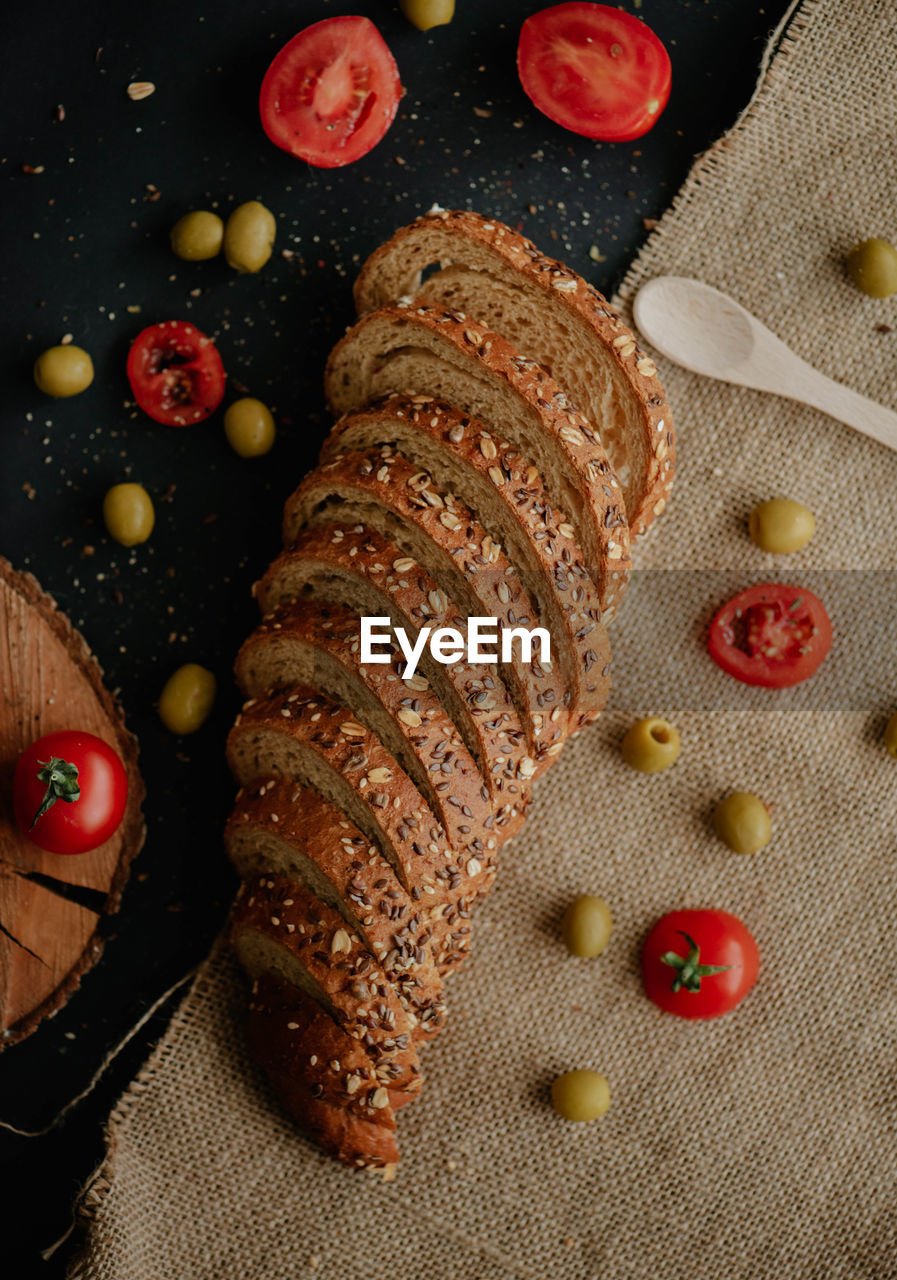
[260, 16, 402, 168]
[13, 731, 128, 856]
[517, 3, 671, 143]
[127, 321, 225, 426]
[707, 582, 832, 689]
[642, 909, 760, 1020]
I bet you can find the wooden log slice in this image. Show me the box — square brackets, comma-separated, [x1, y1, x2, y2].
[0, 557, 146, 1048]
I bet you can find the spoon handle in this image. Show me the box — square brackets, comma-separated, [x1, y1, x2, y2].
[789, 361, 897, 453]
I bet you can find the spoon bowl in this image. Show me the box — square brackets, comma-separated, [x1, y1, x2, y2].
[632, 275, 897, 453]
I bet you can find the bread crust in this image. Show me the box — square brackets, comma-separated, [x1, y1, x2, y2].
[282, 446, 572, 768]
[323, 299, 631, 612]
[247, 975, 401, 1170]
[228, 687, 488, 978]
[226, 778, 445, 1019]
[257, 524, 533, 811]
[353, 209, 674, 539]
[233, 877, 423, 1091]
[235, 601, 526, 847]
[321, 393, 612, 726]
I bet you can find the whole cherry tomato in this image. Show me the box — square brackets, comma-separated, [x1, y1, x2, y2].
[642, 909, 760, 1019]
[13, 730, 128, 855]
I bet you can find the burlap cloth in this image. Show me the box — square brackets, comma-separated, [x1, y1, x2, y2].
[72, 2, 897, 1275]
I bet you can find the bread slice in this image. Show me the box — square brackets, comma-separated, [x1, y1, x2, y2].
[321, 393, 612, 728]
[226, 778, 445, 1025]
[323, 300, 631, 612]
[353, 209, 674, 538]
[232, 877, 423, 1094]
[257, 524, 533, 810]
[235, 601, 525, 849]
[283, 446, 571, 768]
[247, 975, 401, 1170]
[227, 687, 486, 978]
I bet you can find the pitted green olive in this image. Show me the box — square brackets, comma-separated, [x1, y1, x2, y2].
[400, 0, 455, 31]
[103, 483, 155, 546]
[158, 664, 216, 735]
[621, 717, 681, 774]
[551, 1070, 610, 1122]
[224, 201, 276, 273]
[713, 791, 771, 855]
[748, 499, 815, 554]
[34, 344, 94, 397]
[561, 895, 613, 958]
[846, 238, 897, 298]
[224, 398, 276, 457]
[170, 210, 224, 261]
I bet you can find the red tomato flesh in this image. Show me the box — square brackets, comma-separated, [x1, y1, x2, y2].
[127, 321, 225, 427]
[13, 730, 128, 856]
[708, 583, 833, 688]
[260, 16, 402, 168]
[642, 909, 760, 1020]
[517, 3, 671, 143]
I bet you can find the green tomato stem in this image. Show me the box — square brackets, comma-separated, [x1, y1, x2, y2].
[660, 931, 731, 994]
[30, 756, 81, 828]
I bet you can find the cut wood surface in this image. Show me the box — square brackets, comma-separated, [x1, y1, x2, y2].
[0, 557, 145, 1048]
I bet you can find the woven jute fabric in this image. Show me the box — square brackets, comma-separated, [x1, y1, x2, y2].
[72, 2, 897, 1275]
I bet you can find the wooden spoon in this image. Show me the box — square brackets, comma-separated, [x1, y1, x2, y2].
[633, 276, 897, 453]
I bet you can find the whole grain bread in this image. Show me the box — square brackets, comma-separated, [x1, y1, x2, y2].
[353, 208, 674, 538]
[232, 877, 423, 1090]
[227, 687, 488, 978]
[321, 393, 612, 727]
[257, 525, 533, 811]
[246, 975, 400, 1171]
[226, 778, 445, 1020]
[323, 299, 631, 611]
[282, 446, 572, 768]
[235, 601, 525, 848]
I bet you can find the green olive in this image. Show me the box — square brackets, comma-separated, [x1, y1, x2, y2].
[158, 664, 217, 735]
[621, 717, 681, 774]
[34, 344, 94, 397]
[399, 0, 455, 31]
[713, 791, 771, 855]
[551, 1070, 610, 1122]
[884, 712, 897, 758]
[748, 498, 815, 554]
[103, 483, 155, 547]
[170, 210, 224, 261]
[561, 895, 613, 959]
[224, 201, 276, 273]
[846, 238, 897, 298]
[224, 397, 276, 458]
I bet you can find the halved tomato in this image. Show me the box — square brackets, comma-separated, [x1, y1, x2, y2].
[127, 321, 225, 427]
[707, 583, 833, 688]
[260, 16, 402, 168]
[517, 2, 671, 143]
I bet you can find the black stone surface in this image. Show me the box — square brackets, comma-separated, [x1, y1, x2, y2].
[0, 2, 792, 1273]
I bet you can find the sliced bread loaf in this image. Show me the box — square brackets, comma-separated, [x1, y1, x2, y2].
[235, 602, 525, 848]
[321, 393, 612, 727]
[257, 525, 533, 808]
[352, 209, 674, 538]
[282, 446, 571, 767]
[232, 876, 423, 1093]
[227, 688, 486, 977]
[226, 778, 445, 1022]
[323, 300, 631, 612]
[247, 975, 400, 1170]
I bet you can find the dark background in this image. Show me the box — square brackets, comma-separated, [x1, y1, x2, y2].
[0, 1, 793, 1273]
